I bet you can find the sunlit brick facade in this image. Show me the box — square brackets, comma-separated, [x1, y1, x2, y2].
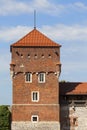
[10, 28, 87, 130]
[10, 28, 61, 130]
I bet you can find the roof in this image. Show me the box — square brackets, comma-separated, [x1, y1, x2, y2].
[60, 82, 87, 95]
[11, 29, 61, 48]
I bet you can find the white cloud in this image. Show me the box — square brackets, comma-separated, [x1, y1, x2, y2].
[73, 2, 87, 10]
[0, 26, 32, 42]
[0, 0, 65, 16]
[0, 0, 87, 16]
[41, 24, 87, 41]
[1, 24, 87, 42]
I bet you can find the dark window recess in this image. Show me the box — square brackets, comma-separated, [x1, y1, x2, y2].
[41, 54, 44, 58]
[55, 51, 59, 56]
[34, 54, 37, 58]
[21, 54, 23, 58]
[33, 92, 38, 101]
[33, 116, 37, 121]
[48, 54, 51, 58]
[28, 54, 30, 58]
[16, 51, 20, 56]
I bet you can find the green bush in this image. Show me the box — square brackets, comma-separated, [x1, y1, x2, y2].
[0, 105, 11, 130]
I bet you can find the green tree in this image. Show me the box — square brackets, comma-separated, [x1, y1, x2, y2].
[0, 105, 11, 130]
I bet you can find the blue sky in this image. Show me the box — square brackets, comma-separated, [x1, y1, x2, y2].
[0, 0, 87, 105]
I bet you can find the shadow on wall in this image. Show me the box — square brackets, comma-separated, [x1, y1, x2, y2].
[59, 82, 81, 130]
[60, 104, 78, 130]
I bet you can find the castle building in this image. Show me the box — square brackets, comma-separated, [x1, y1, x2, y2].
[60, 82, 87, 130]
[10, 28, 61, 130]
[10, 27, 87, 130]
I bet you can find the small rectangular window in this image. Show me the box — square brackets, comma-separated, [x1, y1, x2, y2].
[25, 72, 32, 83]
[31, 115, 38, 122]
[38, 73, 45, 83]
[32, 92, 39, 102]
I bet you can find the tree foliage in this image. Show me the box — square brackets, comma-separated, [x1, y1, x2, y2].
[0, 105, 11, 130]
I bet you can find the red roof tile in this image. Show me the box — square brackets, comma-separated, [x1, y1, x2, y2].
[11, 29, 61, 47]
[60, 82, 87, 95]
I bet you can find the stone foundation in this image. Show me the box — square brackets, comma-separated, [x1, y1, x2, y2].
[12, 121, 60, 130]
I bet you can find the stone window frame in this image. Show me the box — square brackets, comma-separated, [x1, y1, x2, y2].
[38, 72, 45, 83]
[31, 91, 39, 102]
[31, 115, 39, 122]
[25, 72, 32, 83]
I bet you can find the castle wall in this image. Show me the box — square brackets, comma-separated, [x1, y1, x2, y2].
[60, 105, 87, 130]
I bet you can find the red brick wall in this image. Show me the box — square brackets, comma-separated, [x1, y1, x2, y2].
[12, 105, 59, 121]
[13, 73, 59, 104]
[11, 47, 60, 122]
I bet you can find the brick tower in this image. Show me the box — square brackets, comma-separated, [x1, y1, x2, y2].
[10, 28, 61, 130]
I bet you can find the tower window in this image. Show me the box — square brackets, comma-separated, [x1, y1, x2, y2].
[32, 91, 39, 102]
[31, 115, 39, 122]
[34, 54, 37, 59]
[38, 73, 45, 83]
[27, 54, 30, 59]
[48, 54, 51, 58]
[21, 54, 23, 58]
[25, 72, 32, 83]
[41, 54, 44, 58]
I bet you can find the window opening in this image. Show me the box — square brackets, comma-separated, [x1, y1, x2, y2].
[38, 73, 45, 83]
[25, 72, 32, 83]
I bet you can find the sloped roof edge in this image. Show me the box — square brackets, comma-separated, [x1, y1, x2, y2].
[10, 28, 61, 50]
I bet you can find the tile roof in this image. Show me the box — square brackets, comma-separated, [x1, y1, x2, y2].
[60, 82, 87, 95]
[11, 29, 61, 47]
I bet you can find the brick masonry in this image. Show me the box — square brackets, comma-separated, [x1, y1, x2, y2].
[10, 46, 61, 130]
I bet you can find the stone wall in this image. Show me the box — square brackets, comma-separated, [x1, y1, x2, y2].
[60, 105, 87, 130]
[12, 121, 60, 130]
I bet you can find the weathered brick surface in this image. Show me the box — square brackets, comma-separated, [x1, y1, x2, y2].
[13, 73, 59, 104]
[12, 105, 59, 121]
[11, 46, 61, 129]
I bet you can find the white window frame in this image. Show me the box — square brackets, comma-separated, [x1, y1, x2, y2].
[32, 91, 39, 102]
[31, 115, 39, 122]
[38, 73, 45, 83]
[25, 72, 32, 83]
